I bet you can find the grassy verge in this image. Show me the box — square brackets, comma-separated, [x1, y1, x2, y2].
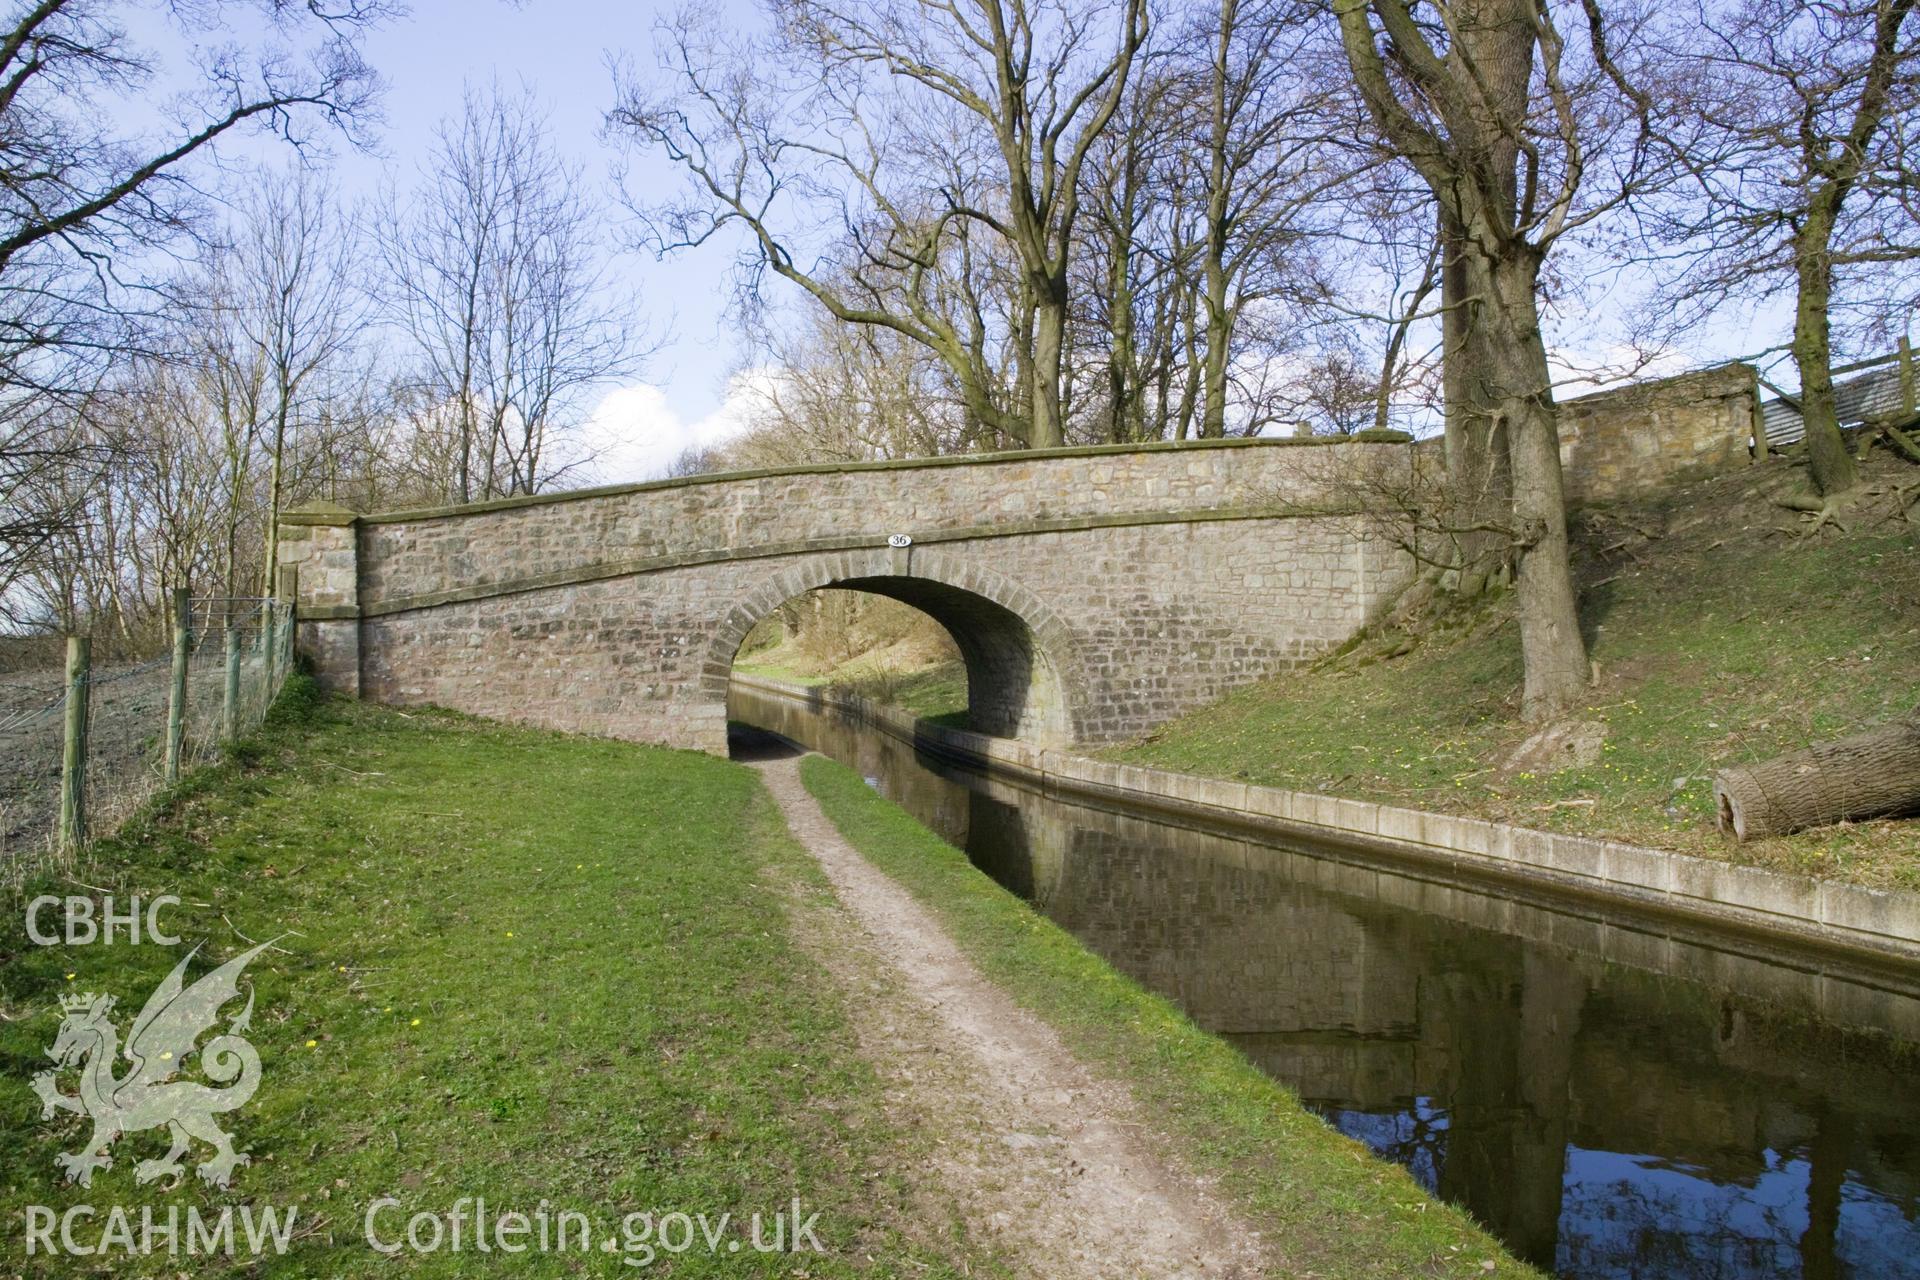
[0, 686, 994, 1276]
[1105, 462, 1920, 888]
[731, 659, 828, 686]
[738, 660, 969, 728]
[797, 753, 1539, 1280]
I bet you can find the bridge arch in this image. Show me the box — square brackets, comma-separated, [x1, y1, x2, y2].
[704, 546, 1088, 746]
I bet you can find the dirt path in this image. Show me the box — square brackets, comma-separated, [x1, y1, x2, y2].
[752, 754, 1266, 1279]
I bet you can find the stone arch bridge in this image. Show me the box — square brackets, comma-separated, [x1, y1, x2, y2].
[280, 439, 1412, 754]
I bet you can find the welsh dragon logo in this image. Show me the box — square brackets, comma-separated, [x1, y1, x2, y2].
[31, 941, 272, 1189]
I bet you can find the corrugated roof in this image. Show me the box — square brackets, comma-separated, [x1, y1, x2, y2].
[1760, 359, 1912, 447]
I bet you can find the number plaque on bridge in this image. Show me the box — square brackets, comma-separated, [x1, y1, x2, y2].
[886, 534, 912, 548]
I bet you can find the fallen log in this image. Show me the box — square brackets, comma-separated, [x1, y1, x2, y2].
[1883, 422, 1920, 464]
[1714, 707, 1920, 841]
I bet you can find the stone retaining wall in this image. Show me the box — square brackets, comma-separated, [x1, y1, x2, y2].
[1559, 363, 1761, 504]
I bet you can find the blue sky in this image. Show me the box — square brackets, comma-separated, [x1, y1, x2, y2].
[327, 0, 773, 478]
[255, 0, 1806, 481]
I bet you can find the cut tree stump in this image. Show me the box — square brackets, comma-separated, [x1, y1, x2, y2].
[1713, 707, 1920, 841]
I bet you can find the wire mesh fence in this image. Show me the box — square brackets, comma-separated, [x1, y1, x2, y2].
[0, 597, 295, 891]
[0, 674, 67, 873]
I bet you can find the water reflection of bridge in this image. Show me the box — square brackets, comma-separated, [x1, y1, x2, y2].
[732, 683, 1920, 1278]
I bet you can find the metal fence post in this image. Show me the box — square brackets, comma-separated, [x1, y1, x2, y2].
[163, 587, 190, 784]
[223, 622, 241, 740]
[58, 634, 90, 850]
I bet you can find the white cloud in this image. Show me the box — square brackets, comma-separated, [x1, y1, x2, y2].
[572, 370, 775, 485]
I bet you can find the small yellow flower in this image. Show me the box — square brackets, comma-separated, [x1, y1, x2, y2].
[410, 1018, 421, 1027]
[305, 1039, 318, 1048]
[64, 973, 75, 981]
[382, 1006, 392, 1013]
[505, 931, 514, 938]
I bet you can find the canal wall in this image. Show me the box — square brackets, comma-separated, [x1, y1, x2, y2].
[731, 674, 1920, 973]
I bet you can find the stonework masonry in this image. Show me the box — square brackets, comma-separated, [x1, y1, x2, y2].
[280, 439, 1415, 754]
[1557, 363, 1761, 505]
[281, 362, 1776, 757]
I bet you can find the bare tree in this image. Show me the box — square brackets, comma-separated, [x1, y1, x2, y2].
[1645, 0, 1920, 499]
[1180, 0, 1363, 437]
[1330, 0, 1668, 720]
[174, 263, 269, 605]
[381, 82, 645, 503]
[0, 1, 389, 283]
[1076, 73, 1190, 441]
[0, 0, 390, 609]
[229, 170, 368, 591]
[744, 310, 971, 461]
[613, 0, 1147, 449]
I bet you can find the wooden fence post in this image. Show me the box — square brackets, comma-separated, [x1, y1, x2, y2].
[223, 622, 241, 740]
[163, 587, 190, 784]
[58, 634, 90, 850]
[1901, 336, 1915, 419]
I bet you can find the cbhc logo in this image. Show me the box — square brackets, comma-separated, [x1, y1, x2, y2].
[25, 895, 182, 946]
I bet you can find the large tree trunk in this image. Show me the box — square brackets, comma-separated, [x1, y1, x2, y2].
[1200, 1, 1234, 441]
[1029, 279, 1067, 448]
[1714, 707, 1920, 841]
[1791, 218, 1860, 497]
[1440, 210, 1512, 594]
[1483, 250, 1589, 721]
[1439, 0, 1530, 592]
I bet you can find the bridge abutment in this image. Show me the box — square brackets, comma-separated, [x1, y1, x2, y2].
[279, 502, 364, 698]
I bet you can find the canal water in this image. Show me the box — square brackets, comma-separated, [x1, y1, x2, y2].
[729, 682, 1920, 1279]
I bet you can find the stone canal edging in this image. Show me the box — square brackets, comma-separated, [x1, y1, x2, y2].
[731, 674, 1920, 970]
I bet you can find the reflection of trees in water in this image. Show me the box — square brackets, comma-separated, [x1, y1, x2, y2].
[1559, 1165, 1803, 1280]
[1319, 1101, 1450, 1197]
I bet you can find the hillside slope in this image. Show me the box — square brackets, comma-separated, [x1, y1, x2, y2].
[1106, 453, 1920, 887]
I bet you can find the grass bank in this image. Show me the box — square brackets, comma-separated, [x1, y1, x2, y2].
[1106, 458, 1920, 888]
[797, 753, 1537, 1280]
[0, 685, 992, 1276]
[737, 659, 969, 728]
